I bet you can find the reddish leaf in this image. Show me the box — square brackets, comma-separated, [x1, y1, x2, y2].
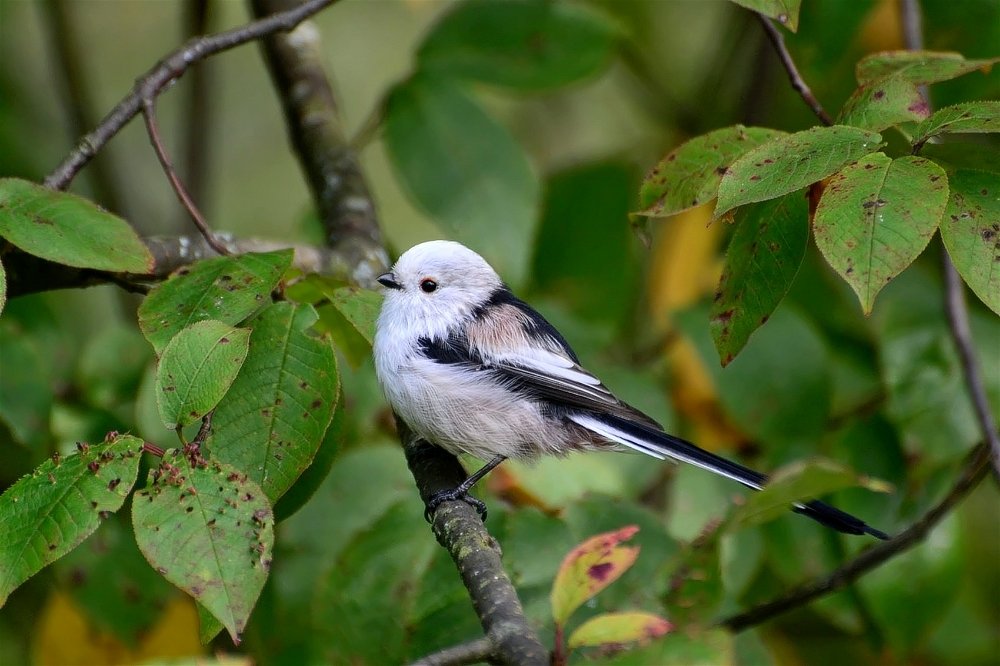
[567, 611, 673, 650]
[551, 525, 640, 625]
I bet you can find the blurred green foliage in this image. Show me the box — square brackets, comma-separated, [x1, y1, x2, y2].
[1, 0, 998, 664]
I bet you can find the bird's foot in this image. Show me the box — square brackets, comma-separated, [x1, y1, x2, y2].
[424, 488, 488, 522]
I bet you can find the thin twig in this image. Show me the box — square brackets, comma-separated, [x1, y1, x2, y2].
[409, 637, 496, 666]
[755, 13, 833, 126]
[43, 0, 336, 191]
[720, 442, 991, 631]
[141, 99, 229, 255]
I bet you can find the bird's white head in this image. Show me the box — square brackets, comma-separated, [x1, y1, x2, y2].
[376, 240, 503, 341]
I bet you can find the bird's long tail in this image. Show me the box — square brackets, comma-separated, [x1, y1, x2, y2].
[570, 412, 889, 540]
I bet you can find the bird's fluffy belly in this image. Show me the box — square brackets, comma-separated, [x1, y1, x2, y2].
[388, 358, 572, 460]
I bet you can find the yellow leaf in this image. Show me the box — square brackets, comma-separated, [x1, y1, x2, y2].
[551, 526, 640, 625]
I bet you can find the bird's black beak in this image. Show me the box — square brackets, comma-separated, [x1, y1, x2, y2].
[377, 272, 403, 290]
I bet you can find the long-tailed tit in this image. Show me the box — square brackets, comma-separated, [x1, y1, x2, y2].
[374, 240, 889, 539]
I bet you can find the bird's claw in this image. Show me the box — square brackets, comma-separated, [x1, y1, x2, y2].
[424, 488, 488, 522]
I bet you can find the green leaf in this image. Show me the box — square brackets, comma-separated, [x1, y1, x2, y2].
[638, 126, 786, 217]
[856, 51, 1000, 85]
[0, 178, 153, 273]
[321, 286, 382, 345]
[384, 75, 539, 285]
[599, 628, 733, 666]
[551, 525, 640, 625]
[728, 0, 801, 32]
[814, 154, 948, 314]
[914, 101, 1000, 146]
[209, 303, 338, 503]
[0, 434, 144, 605]
[939, 170, 1000, 315]
[730, 459, 890, 531]
[838, 74, 930, 131]
[710, 193, 809, 366]
[417, 0, 618, 90]
[132, 453, 274, 643]
[715, 126, 882, 217]
[155, 320, 251, 429]
[0, 325, 52, 448]
[76, 325, 152, 411]
[568, 611, 672, 650]
[138, 250, 292, 354]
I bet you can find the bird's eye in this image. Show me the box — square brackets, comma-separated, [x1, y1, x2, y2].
[420, 278, 438, 293]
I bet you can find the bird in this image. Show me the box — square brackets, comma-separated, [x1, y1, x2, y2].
[373, 240, 889, 540]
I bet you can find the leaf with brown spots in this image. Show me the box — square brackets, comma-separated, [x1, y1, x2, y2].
[814, 153, 948, 314]
[913, 101, 1000, 147]
[838, 73, 930, 132]
[638, 126, 785, 218]
[716, 126, 882, 218]
[939, 170, 1000, 315]
[711, 193, 809, 366]
[208, 303, 339, 503]
[155, 320, 250, 429]
[0, 178, 153, 273]
[550, 525, 640, 625]
[567, 611, 673, 650]
[132, 452, 274, 644]
[855, 50, 1000, 86]
[0, 434, 144, 604]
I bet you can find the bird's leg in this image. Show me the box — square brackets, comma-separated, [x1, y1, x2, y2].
[424, 454, 508, 522]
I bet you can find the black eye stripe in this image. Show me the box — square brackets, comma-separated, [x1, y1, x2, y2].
[420, 278, 438, 293]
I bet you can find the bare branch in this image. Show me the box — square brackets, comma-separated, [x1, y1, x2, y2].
[250, 0, 388, 288]
[401, 423, 548, 666]
[43, 0, 337, 191]
[409, 637, 496, 666]
[755, 13, 833, 126]
[720, 442, 992, 631]
[141, 99, 229, 255]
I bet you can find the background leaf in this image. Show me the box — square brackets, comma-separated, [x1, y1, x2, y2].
[728, 0, 801, 31]
[715, 126, 881, 216]
[813, 154, 948, 314]
[567, 611, 672, 650]
[208, 303, 338, 503]
[155, 321, 250, 430]
[855, 51, 1000, 85]
[938, 169, 1000, 315]
[132, 453, 274, 643]
[639, 126, 785, 217]
[0, 434, 144, 604]
[383, 75, 539, 285]
[710, 193, 809, 365]
[0, 178, 152, 273]
[550, 525, 640, 625]
[138, 250, 291, 354]
[320, 286, 381, 345]
[417, 0, 618, 90]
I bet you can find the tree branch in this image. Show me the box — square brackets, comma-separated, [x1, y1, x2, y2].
[720, 442, 992, 631]
[897, 0, 1000, 481]
[755, 13, 833, 126]
[43, 0, 337, 192]
[401, 424, 548, 666]
[409, 637, 496, 666]
[250, 0, 388, 288]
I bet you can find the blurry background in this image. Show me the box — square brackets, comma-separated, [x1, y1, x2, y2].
[1, 0, 998, 664]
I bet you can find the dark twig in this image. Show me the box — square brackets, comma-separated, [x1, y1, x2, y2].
[898, 0, 1000, 481]
[755, 13, 833, 126]
[720, 442, 991, 631]
[180, 0, 214, 221]
[43, 0, 336, 191]
[42, 0, 127, 216]
[250, 0, 388, 288]
[409, 637, 496, 666]
[401, 425, 548, 666]
[142, 99, 229, 255]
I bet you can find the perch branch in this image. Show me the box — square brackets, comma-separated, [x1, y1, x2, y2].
[43, 0, 336, 191]
[402, 425, 548, 666]
[250, 0, 388, 288]
[141, 99, 229, 254]
[755, 13, 833, 126]
[720, 442, 991, 631]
